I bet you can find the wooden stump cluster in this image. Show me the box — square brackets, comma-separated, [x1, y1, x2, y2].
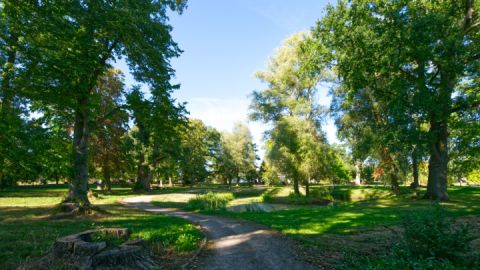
[22, 228, 156, 270]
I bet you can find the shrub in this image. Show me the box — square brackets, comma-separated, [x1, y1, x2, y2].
[343, 251, 457, 270]
[343, 204, 476, 269]
[261, 193, 273, 203]
[186, 192, 234, 211]
[401, 204, 474, 262]
[310, 188, 334, 201]
[287, 193, 313, 205]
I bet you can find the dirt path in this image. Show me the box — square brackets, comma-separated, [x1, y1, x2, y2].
[121, 195, 317, 270]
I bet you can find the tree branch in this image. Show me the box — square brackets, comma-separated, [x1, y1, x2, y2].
[93, 104, 126, 127]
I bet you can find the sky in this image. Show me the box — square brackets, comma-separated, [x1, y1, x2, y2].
[117, 0, 337, 158]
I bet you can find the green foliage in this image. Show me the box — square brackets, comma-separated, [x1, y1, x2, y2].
[312, 0, 480, 199]
[345, 204, 476, 269]
[343, 250, 457, 270]
[260, 161, 281, 185]
[216, 123, 258, 185]
[401, 204, 474, 262]
[261, 193, 274, 203]
[90, 231, 125, 248]
[186, 192, 235, 211]
[251, 32, 333, 194]
[178, 119, 219, 185]
[0, 0, 188, 202]
[126, 85, 187, 191]
[174, 233, 199, 252]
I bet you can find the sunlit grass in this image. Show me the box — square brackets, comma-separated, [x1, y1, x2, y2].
[219, 187, 480, 237]
[0, 185, 203, 269]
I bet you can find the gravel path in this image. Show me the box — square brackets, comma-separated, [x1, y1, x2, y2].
[121, 195, 317, 270]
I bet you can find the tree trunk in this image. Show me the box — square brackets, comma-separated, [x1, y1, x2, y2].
[0, 34, 17, 189]
[159, 178, 163, 188]
[354, 160, 362, 185]
[168, 176, 173, 187]
[102, 165, 111, 191]
[305, 177, 310, 197]
[390, 171, 400, 194]
[411, 150, 419, 188]
[293, 173, 300, 195]
[425, 117, 449, 200]
[425, 67, 453, 201]
[64, 97, 91, 206]
[135, 153, 152, 191]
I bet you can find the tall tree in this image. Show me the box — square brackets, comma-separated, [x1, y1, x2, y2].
[178, 119, 218, 185]
[0, 1, 43, 187]
[250, 32, 329, 195]
[10, 1, 187, 205]
[312, 0, 480, 200]
[90, 69, 128, 191]
[127, 86, 186, 191]
[221, 123, 258, 185]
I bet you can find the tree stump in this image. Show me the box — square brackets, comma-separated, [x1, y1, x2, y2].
[22, 228, 156, 270]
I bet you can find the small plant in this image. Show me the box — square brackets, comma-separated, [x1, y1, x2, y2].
[186, 192, 234, 211]
[174, 233, 199, 252]
[90, 231, 124, 248]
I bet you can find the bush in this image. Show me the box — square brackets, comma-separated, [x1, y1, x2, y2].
[343, 204, 476, 269]
[310, 188, 334, 201]
[186, 192, 234, 211]
[402, 204, 474, 262]
[261, 193, 273, 203]
[343, 251, 457, 270]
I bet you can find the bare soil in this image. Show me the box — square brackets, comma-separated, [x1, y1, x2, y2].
[122, 195, 317, 270]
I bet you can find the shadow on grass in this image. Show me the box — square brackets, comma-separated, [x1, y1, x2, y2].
[222, 187, 480, 237]
[0, 203, 203, 270]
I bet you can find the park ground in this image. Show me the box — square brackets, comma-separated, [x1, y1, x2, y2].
[1, 184, 479, 269]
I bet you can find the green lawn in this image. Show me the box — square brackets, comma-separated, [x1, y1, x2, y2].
[220, 187, 480, 234]
[0, 185, 203, 270]
[149, 185, 480, 235]
[150, 184, 480, 267]
[3, 185, 479, 269]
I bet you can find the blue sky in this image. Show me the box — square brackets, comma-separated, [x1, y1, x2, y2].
[117, 0, 337, 157]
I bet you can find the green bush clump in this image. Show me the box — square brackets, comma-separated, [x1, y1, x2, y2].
[287, 193, 314, 205]
[344, 204, 476, 269]
[402, 204, 474, 262]
[310, 188, 334, 201]
[343, 250, 457, 270]
[261, 193, 273, 203]
[186, 192, 234, 211]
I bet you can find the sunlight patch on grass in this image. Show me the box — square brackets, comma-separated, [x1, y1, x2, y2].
[0, 186, 203, 269]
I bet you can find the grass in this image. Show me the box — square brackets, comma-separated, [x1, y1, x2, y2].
[149, 184, 480, 267]
[220, 187, 480, 235]
[149, 185, 480, 236]
[7, 184, 476, 269]
[90, 230, 126, 248]
[0, 185, 203, 269]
